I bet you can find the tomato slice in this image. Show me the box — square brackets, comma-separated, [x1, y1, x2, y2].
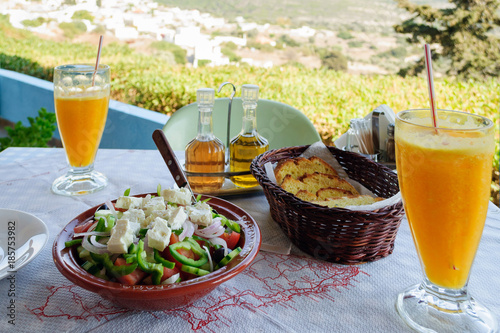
[160, 266, 180, 282]
[162, 246, 197, 269]
[114, 257, 147, 285]
[74, 221, 95, 234]
[219, 231, 240, 250]
[170, 233, 179, 245]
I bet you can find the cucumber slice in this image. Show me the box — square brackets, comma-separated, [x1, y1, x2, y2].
[215, 247, 242, 270]
[227, 220, 241, 233]
[181, 265, 210, 277]
[95, 210, 114, 218]
[81, 261, 101, 275]
[77, 246, 94, 263]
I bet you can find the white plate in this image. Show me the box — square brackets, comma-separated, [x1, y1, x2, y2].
[0, 209, 49, 280]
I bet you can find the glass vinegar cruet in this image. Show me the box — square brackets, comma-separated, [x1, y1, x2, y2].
[185, 88, 225, 192]
[230, 84, 269, 187]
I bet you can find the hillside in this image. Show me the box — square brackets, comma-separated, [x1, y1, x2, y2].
[154, 0, 449, 30]
[0, 16, 498, 202]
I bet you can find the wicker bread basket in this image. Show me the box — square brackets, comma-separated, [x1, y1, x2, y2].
[250, 145, 404, 265]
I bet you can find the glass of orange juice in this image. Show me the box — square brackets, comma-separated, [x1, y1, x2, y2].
[395, 109, 497, 332]
[51, 64, 110, 196]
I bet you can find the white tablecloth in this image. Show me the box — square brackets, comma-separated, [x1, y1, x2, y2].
[0, 147, 499, 333]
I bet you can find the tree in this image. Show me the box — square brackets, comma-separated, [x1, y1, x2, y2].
[394, 0, 500, 80]
[321, 50, 348, 71]
[72, 10, 94, 22]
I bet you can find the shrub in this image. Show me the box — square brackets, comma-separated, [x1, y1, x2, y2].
[72, 10, 94, 22]
[0, 108, 56, 151]
[59, 21, 87, 38]
[337, 30, 353, 40]
[150, 41, 186, 64]
[347, 40, 364, 48]
[22, 17, 46, 28]
[321, 50, 348, 71]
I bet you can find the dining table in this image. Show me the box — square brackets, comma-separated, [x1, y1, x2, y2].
[0, 147, 499, 333]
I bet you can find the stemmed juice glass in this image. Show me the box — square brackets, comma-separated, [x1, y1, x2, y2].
[51, 64, 110, 196]
[395, 109, 497, 332]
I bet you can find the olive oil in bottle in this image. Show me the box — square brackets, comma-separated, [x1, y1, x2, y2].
[185, 88, 225, 192]
[230, 84, 269, 187]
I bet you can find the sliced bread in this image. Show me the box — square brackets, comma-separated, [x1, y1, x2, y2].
[295, 190, 318, 202]
[316, 187, 353, 200]
[274, 156, 338, 185]
[312, 195, 384, 208]
[281, 172, 358, 196]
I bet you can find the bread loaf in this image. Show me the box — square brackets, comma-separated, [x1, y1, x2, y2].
[275, 156, 338, 185]
[295, 190, 318, 202]
[316, 187, 353, 200]
[281, 172, 358, 196]
[276, 155, 385, 208]
[296, 187, 353, 201]
[312, 195, 384, 208]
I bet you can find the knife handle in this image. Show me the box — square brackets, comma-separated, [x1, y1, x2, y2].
[152, 129, 194, 198]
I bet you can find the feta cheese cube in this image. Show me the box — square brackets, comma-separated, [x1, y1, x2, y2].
[147, 217, 172, 251]
[168, 206, 187, 230]
[143, 196, 166, 217]
[143, 207, 174, 228]
[121, 208, 146, 225]
[115, 196, 143, 210]
[107, 219, 140, 254]
[161, 188, 191, 206]
[187, 202, 212, 227]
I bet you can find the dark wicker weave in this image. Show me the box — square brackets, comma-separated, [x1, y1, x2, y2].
[250, 145, 405, 265]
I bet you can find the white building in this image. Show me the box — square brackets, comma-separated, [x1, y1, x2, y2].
[290, 26, 316, 38]
[115, 26, 139, 40]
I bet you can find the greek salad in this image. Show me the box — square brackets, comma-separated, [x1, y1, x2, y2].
[65, 186, 242, 286]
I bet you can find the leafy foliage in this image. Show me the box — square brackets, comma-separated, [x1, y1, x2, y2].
[59, 21, 87, 38]
[321, 50, 348, 71]
[0, 108, 57, 152]
[394, 0, 500, 80]
[150, 41, 187, 64]
[337, 30, 354, 40]
[22, 17, 46, 27]
[72, 10, 94, 22]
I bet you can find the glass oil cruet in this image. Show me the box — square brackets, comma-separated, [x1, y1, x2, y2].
[230, 84, 269, 188]
[185, 88, 225, 192]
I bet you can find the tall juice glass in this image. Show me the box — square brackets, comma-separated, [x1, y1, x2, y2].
[52, 64, 110, 196]
[395, 109, 497, 332]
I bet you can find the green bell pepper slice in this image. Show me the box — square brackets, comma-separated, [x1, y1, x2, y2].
[123, 243, 139, 264]
[90, 252, 138, 278]
[154, 249, 175, 269]
[169, 239, 208, 267]
[65, 239, 82, 248]
[136, 240, 163, 285]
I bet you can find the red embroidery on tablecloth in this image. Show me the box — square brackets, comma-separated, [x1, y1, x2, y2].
[26, 252, 363, 331]
[26, 285, 128, 321]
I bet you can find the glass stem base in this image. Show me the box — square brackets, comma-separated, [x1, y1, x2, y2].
[396, 282, 498, 333]
[52, 167, 107, 196]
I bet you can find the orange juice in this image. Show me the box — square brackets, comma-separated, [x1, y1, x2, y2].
[55, 94, 109, 167]
[396, 111, 494, 289]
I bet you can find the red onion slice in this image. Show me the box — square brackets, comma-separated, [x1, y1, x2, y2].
[82, 234, 110, 254]
[179, 221, 195, 241]
[203, 245, 213, 272]
[89, 235, 108, 248]
[195, 219, 225, 238]
[208, 237, 228, 256]
[74, 231, 110, 238]
[161, 273, 180, 285]
[105, 199, 118, 218]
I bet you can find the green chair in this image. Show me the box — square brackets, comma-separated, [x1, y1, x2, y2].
[162, 98, 321, 151]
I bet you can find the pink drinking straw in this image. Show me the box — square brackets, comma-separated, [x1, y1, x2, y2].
[91, 35, 103, 87]
[424, 44, 439, 131]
